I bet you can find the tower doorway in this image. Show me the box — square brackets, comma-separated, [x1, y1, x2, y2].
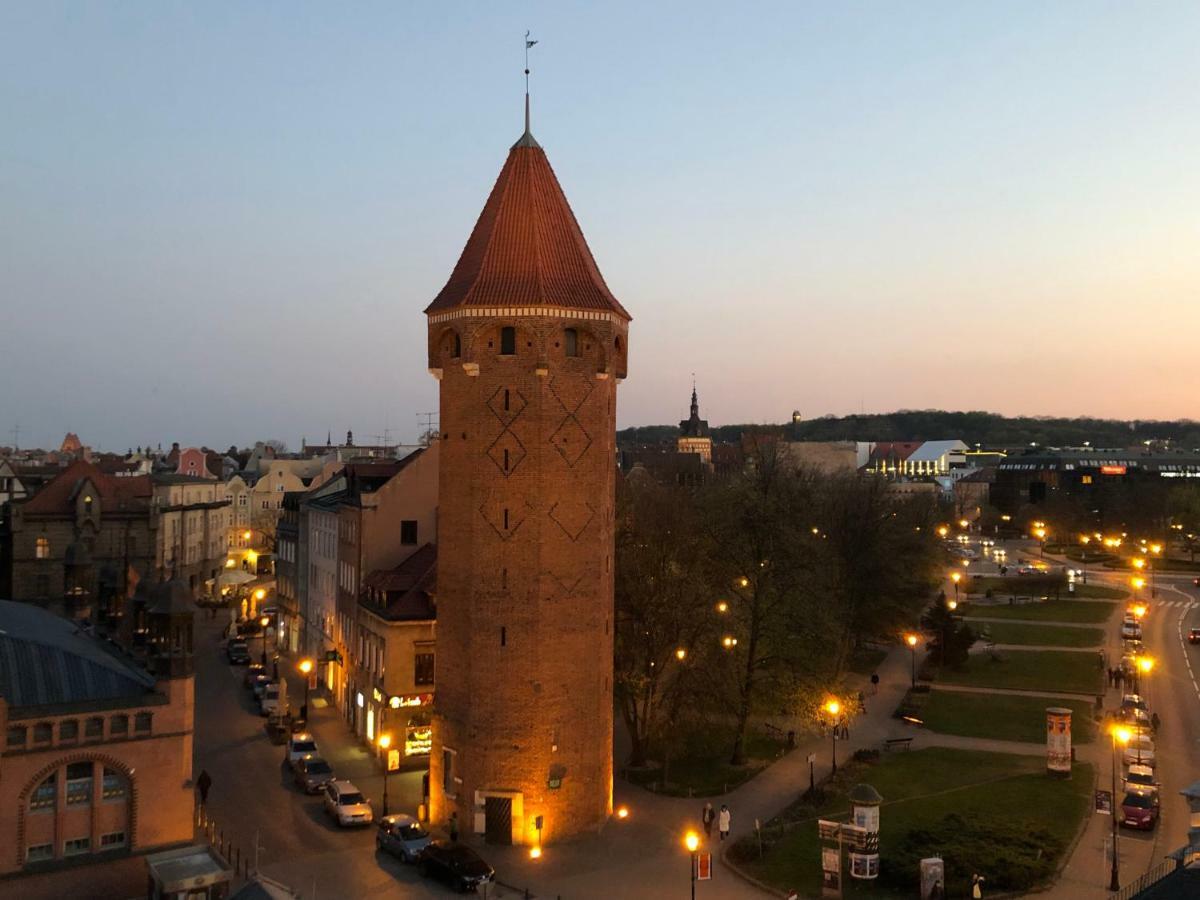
[484, 796, 513, 845]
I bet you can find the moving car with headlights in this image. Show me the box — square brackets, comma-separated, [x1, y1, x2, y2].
[1189, 627, 1200, 645]
[1120, 788, 1160, 830]
[242, 662, 265, 688]
[293, 756, 335, 794]
[286, 733, 319, 770]
[324, 780, 372, 826]
[417, 841, 494, 893]
[376, 814, 432, 862]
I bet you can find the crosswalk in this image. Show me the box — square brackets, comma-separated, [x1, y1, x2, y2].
[1153, 598, 1197, 609]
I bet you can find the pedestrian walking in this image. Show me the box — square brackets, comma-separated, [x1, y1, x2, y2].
[870, 672, 880, 695]
[718, 804, 731, 841]
[195, 769, 212, 808]
[857, 690, 866, 714]
[701, 802, 716, 838]
[1151, 712, 1161, 733]
[1106, 667, 1113, 687]
[972, 873, 985, 899]
[449, 811, 459, 842]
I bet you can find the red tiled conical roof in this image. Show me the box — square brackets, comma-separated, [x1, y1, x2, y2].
[425, 134, 630, 319]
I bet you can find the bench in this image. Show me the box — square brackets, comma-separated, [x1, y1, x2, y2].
[884, 737, 913, 752]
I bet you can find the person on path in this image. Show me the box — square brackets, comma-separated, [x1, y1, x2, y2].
[972, 873, 985, 899]
[718, 805, 731, 841]
[1151, 712, 1161, 733]
[701, 802, 715, 838]
[449, 812, 459, 842]
[857, 690, 866, 714]
[870, 672, 880, 695]
[195, 769, 212, 808]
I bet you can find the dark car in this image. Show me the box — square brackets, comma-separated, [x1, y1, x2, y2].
[227, 640, 251, 664]
[293, 756, 335, 794]
[418, 841, 494, 892]
[1121, 789, 1160, 830]
[243, 662, 266, 687]
[1189, 627, 1200, 645]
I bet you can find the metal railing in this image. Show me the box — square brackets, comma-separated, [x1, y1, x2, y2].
[1113, 857, 1179, 900]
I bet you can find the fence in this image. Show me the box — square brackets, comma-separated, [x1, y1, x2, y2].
[196, 802, 251, 879]
[1113, 857, 1179, 900]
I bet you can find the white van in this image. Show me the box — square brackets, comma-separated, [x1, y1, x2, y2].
[260, 680, 288, 717]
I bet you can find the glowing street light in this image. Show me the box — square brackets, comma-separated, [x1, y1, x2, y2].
[298, 658, 314, 719]
[675, 648, 687, 661]
[378, 733, 393, 814]
[950, 571, 962, 602]
[1109, 725, 1132, 891]
[823, 698, 841, 773]
[716, 601, 728, 614]
[721, 636, 737, 649]
[258, 614, 271, 665]
[937, 525, 949, 538]
[684, 831, 701, 900]
[904, 633, 919, 687]
[616, 806, 629, 820]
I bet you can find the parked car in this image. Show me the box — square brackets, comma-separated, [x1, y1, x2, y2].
[323, 780, 373, 827]
[286, 733, 319, 770]
[417, 841, 494, 893]
[1189, 627, 1200, 645]
[1193, 576, 1200, 587]
[1118, 706, 1151, 729]
[1121, 622, 1143, 640]
[251, 675, 271, 700]
[1121, 789, 1160, 830]
[227, 640, 251, 664]
[260, 680, 287, 717]
[242, 662, 266, 688]
[1122, 734, 1156, 767]
[1015, 565, 1038, 575]
[376, 814, 432, 862]
[1124, 764, 1157, 790]
[293, 756, 335, 794]
[1121, 695, 1147, 713]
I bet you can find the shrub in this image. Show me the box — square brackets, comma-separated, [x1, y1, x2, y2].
[852, 748, 880, 763]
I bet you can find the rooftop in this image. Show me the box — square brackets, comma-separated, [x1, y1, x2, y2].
[0, 600, 156, 709]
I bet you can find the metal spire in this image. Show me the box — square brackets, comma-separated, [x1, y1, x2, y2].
[515, 31, 541, 148]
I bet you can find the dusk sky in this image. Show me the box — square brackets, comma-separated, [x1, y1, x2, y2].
[3, 2, 1198, 452]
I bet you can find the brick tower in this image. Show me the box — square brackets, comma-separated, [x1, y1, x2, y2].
[425, 97, 630, 846]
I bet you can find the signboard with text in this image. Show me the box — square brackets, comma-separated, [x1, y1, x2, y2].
[1095, 789, 1113, 815]
[697, 853, 712, 881]
[1046, 707, 1072, 774]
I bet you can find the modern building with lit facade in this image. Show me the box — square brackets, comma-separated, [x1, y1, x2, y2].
[0, 587, 195, 888]
[425, 103, 627, 845]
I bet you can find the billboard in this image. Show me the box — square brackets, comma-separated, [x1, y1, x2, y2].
[1046, 707, 1072, 774]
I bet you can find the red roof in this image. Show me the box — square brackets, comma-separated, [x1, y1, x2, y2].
[870, 442, 922, 462]
[425, 136, 630, 319]
[22, 460, 152, 515]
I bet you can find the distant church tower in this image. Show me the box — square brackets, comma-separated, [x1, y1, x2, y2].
[424, 91, 630, 844]
[677, 383, 712, 464]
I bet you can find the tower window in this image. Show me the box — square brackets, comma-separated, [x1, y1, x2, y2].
[503, 449, 510, 471]
[452, 333, 461, 357]
[503, 508, 509, 529]
[501, 626, 507, 647]
[500, 327, 516, 355]
[504, 389, 510, 411]
[564, 328, 579, 357]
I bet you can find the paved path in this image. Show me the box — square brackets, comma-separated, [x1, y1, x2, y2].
[969, 642, 1098, 653]
[930, 683, 1102, 701]
[963, 616, 1104, 628]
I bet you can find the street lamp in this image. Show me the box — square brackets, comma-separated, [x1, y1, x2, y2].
[1079, 535, 1090, 583]
[684, 831, 700, 900]
[823, 698, 841, 774]
[1109, 725, 1132, 891]
[1134, 655, 1154, 696]
[904, 633, 919, 687]
[1149, 543, 1162, 597]
[378, 733, 393, 815]
[950, 571, 961, 603]
[258, 615, 270, 666]
[1034, 525, 1048, 557]
[298, 658, 313, 720]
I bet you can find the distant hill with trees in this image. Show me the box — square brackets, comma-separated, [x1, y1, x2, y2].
[618, 411, 1200, 450]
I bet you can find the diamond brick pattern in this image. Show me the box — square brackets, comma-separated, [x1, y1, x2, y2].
[486, 430, 526, 475]
[487, 386, 527, 426]
[548, 499, 596, 542]
[550, 417, 591, 467]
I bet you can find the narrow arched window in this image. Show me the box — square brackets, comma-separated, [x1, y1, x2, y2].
[452, 333, 461, 358]
[564, 328, 579, 357]
[500, 327, 516, 355]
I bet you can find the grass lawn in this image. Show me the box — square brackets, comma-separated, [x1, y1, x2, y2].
[936, 649, 1103, 694]
[738, 748, 1093, 897]
[624, 729, 788, 797]
[915, 690, 1096, 744]
[966, 576, 1127, 600]
[975, 621, 1105, 648]
[960, 598, 1117, 624]
[847, 646, 889, 676]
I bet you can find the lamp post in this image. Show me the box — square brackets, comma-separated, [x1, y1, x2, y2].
[1110, 725, 1131, 891]
[1134, 655, 1153, 698]
[950, 571, 961, 603]
[824, 699, 841, 774]
[258, 615, 270, 666]
[378, 733, 393, 815]
[1034, 525, 1048, 558]
[1149, 543, 1162, 597]
[1079, 535, 1090, 584]
[684, 831, 700, 900]
[943, 599, 957, 667]
[904, 633, 919, 687]
[298, 658, 313, 721]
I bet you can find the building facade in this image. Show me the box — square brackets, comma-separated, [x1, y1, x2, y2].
[0, 592, 194, 884]
[676, 385, 712, 464]
[426, 110, 629, 845]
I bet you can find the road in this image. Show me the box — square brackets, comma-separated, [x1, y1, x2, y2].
[192, 615, 485, 898]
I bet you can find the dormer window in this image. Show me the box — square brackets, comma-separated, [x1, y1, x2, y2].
[500, 327, 516, 356]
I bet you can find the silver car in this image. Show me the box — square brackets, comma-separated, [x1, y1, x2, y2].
[294, 756, 335, 794]
[286, 733, 319, 770]
[376, 814, 431, 862]
[324, 780, 373, 827]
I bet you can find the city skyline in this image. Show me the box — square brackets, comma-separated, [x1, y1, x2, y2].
[4, 2, 1200, 450]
